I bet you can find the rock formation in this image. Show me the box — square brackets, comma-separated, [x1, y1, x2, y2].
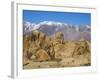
[23, 30, 91, 69]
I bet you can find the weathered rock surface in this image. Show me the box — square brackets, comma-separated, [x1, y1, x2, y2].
[35, 49, 51, 62]
[23, 31, 91, 69]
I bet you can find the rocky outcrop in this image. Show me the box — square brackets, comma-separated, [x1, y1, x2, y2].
[35, 49, 51, 62]
[23, 30, 91, 69]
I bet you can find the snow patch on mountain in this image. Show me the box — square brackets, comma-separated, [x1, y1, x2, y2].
[23, 21, 91, 41]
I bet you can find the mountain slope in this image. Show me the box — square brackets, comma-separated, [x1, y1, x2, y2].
[23, 21, 91, 41]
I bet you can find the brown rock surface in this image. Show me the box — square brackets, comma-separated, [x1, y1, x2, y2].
[35, 49, 51, 62]
[23, 31, 91, 69]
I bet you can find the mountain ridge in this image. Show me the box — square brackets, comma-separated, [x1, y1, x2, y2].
[23, 21, 91, 41]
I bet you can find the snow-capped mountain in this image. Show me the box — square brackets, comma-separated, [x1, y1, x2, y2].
[24, 21, 40, 33]
[23, 21, 91, 41]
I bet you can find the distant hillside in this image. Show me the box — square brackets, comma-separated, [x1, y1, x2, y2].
[23, 21, 91, 41]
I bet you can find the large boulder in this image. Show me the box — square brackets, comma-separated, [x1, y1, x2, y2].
[23, 34, 31, 58]
[28, 42, 40, 56]
[72, 40, 90, 56]
[43, 37, 55, 58]
[31, 30, 40, 42]
[35, 49, 51, 62]
[53, 32, 64, 46]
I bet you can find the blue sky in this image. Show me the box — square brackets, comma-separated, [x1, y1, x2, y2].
[23, 10, 91, 25]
